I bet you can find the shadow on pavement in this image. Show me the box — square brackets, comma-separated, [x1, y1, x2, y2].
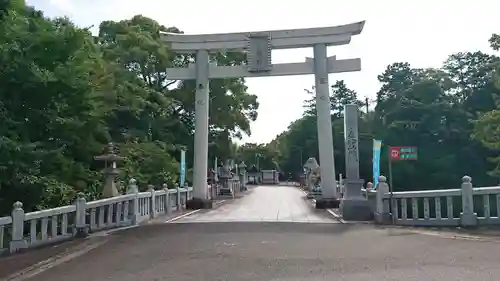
[112, 221, 360, 239]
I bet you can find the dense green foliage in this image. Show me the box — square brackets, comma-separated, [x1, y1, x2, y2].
[0, 3, 258, 214]
[253, 37, 500, 193]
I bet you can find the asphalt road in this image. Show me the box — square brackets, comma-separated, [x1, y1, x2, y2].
[17, 222, 500, 281]
[5, 185, 500, 281]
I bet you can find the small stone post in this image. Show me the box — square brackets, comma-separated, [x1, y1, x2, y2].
[163, 184, 172, 214]
[339, 174, 344, 197]
[184, 182, 190, 200]
[126, 178, 140, 225]
[74, 193, 88, 237]
[94, 143, 123, 198]
[9, 202, 27, 253]
[375, 176, 391, 224]
[176, 184, 181, 210]
[460, 176, 478, 227]
[148, 185, 156, 218]
[234, 161, 239, 182]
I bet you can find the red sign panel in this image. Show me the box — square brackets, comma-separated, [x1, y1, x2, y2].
[390, 146, 418, 161]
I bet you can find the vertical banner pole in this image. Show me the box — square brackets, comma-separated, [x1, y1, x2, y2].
[180, 149, 186, 187]
[387, 145, 395, 223]
[388, 146, 393, 194]
[372, 140, 382, 187]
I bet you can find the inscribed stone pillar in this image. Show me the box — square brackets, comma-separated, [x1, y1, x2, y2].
[341, 104, 371, 220]
[344, 104, 362, 185]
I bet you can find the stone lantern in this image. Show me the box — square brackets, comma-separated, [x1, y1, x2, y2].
[94, 142, 123, 198]
[238, 161, 247, 190]
[218, 160, 233, 196]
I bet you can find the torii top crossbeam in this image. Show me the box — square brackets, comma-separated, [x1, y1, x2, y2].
[160, 21, 365, 52]
[160, 21, 365, 79]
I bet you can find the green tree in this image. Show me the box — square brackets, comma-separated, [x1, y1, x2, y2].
[330, 80, 364, 117]
[472, 35, 500, 177]
[0, 7, 260, 215]
[0, 4, 110, 213]
[273, 47, 500, 191]
[272, 81, 369, 180]
[96, 15, 259, 167]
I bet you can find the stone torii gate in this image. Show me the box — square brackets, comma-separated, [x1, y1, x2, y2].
[161, 21, 365, 209]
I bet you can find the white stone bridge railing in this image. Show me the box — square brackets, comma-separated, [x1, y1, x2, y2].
[362, 175, 500, 227]
[0, 179, 215, 254]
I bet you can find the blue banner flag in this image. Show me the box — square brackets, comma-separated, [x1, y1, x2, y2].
[180, 150, 186, 187]
[373, 140, 383, 187]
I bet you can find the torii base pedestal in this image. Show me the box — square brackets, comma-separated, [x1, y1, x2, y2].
[186, 198, 213, 210]
[315, 198, 341, 209]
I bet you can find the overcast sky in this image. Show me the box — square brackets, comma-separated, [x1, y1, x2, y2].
[28, 0, 500, 144]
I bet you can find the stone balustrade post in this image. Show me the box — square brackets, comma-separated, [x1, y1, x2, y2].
[231, 180, 235, 196]
[163, 184, 172, 214]
[9, 202, 27, 253]
[184, 182, 190, 200]
[339, 174, 344, 197]
[460, 176, 477, 227]
[148, 185, 157, 218]
[126, 178, 140, 225]
[176, 184, 181, 210]
[74, 192, 88, 237]
[375, 175, 391, 224]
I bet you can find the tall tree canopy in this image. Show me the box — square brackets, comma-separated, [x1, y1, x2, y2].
[0, 4, 258, 215]
[262, 39, 500, 193]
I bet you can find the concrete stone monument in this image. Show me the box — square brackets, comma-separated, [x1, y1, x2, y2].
[161, 22, 365, 209]
[341, 104, 372, 220]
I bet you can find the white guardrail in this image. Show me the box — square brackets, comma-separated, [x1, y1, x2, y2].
[362, 175, 500, 227]
[0, 179, 203, 254]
